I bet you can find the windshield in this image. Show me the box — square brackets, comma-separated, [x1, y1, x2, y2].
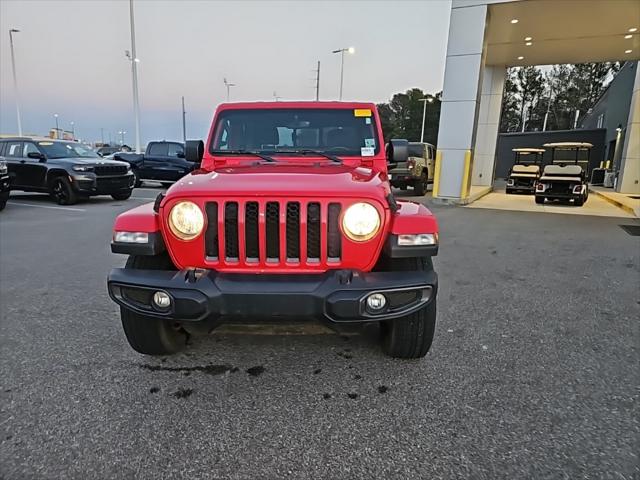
[210, 108, 380, 157]
[37, 141, 99, 159]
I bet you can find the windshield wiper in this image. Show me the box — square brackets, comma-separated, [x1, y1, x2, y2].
[210, 149, 275, 162]
[272, 149, 343, 164]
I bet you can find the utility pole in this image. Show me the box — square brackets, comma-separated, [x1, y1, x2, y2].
[315, 61, 320, 101]
[9, 29, 22, 136]
[181, 96, 186, 143]
[128, 0, 142, 153]
[101, 128, 104, 144]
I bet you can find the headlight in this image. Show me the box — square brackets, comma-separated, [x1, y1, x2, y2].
[342, 202, 381, 241]
[168, 201, 204, 240]
[72, 165, 93, 172]
[0, 161, 7, 175]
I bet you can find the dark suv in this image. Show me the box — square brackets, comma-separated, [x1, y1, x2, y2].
[0, 137, 135, 205]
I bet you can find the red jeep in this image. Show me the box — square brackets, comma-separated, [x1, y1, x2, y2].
[107, 102, 439, 358]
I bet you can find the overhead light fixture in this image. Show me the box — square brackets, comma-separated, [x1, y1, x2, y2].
[524, 36, 532, 41]
[629, 27, 638, 33]
[525, 42, 533, 46]
[625, 34, 633, 39]
[517, 56, 524, 60]
[511, 19, 519, 24]
[625, 49, 633, 54]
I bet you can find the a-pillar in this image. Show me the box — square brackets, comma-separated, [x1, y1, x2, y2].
[617, 63, 640, 194]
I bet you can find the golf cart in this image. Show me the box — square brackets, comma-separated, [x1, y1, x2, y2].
[506, 147, 545, 194]
[535, 142, 592, 206]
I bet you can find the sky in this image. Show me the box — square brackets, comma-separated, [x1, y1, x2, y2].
[0, 0, 452, 145]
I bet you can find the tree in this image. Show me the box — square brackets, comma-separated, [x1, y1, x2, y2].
[499, 62, 621, 132]
[377, 89, 442, 145]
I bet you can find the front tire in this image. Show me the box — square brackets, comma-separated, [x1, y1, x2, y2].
[120, 254, 187, 355]
[378, 257, 436, 359]
[50, 176, 78, 205]
[132, 169, 142, 188]
[535, 196, 545, 204]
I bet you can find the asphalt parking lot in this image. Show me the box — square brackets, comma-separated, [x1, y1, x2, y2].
[1, 187, 638, 479]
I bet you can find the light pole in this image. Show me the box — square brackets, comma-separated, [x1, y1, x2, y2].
[331, 47, 355, 100]
[126, 0, 141, 153]
[181, 96, 186, 143]
[9, 28, 23, 136]
[54, 113, 60, 139]
[224, 78, 236, 101]
[419, 96, 434, 143]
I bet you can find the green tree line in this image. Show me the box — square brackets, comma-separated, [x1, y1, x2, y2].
[377, 61, 621, 145]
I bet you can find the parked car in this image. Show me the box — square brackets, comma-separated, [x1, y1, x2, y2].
[96, 146, 122, 157]
[0, 159, 9, 211]
[535, 143, 592, 206]
[107, 102, 440, 359]
[505, 147, 545, 194]
[388, 142, 435, 195]
[115, 141, 196, 187]
[0, 137, 135, 205]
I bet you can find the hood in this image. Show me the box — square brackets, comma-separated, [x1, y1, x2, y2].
[50, 157, 130, 167]
[165, 164, 390, 201]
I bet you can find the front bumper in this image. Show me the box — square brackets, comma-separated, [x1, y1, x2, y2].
[72, 173, 135, 195]
[107, 268, 437, 323]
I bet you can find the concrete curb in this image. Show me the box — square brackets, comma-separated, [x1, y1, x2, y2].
[432, 186, 493, 206]
[589, 188, 639, 217]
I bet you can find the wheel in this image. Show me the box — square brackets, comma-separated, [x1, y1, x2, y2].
[413, 172, 428, 196]
[111, 190, 133, 201]
[0, 199, 6, 211]
[378, 257, 436, 359]
[132, 169, 142, 188]
[120, 254, 187, 355]
[574, 196, 584, 206]
[535, 196, 545, 204]
[50, 176, 78, 205]
[505, 188, 512, 194]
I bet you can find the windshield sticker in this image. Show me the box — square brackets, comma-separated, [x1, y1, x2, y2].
[354, 109, 372, 117]
[364, 138, 376, 148]
[365, 117, 371, 125]
[361, 147, 375, 157]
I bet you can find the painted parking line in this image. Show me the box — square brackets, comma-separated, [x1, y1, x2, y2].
[6, 201, 86, 212]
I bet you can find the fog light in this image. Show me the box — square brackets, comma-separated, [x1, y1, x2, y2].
[366, 293, 387, 311]
[152, 291, 171, 309]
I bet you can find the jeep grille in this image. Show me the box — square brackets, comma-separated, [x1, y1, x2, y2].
[204, 200, 342, 266]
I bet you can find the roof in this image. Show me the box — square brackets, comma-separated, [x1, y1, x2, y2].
[512, 148, 546, 153]
[543, 142, 593, 149]
[216, 101, 377, 111]
[0, 136, 71, 142]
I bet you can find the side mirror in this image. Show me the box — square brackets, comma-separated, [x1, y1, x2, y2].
[185, 140, 204, 163]
[176, 151, 185, 159]
[27, 152, 46, 161]
[386, 139, 408, 164]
